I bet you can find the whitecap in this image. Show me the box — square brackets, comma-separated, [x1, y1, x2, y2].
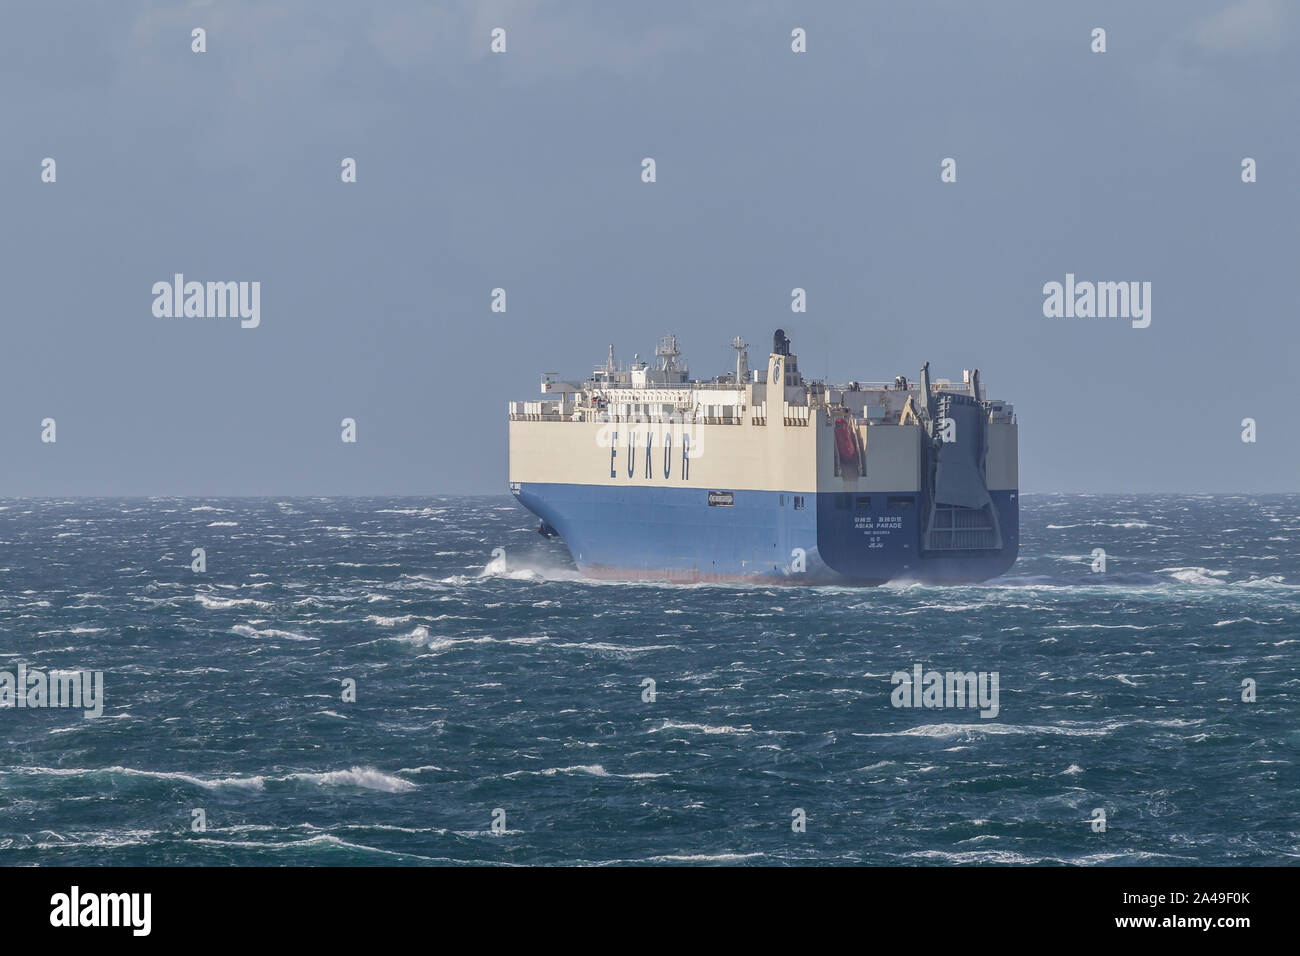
[287, 767, 416, 793]
[232, 624, 318, 642]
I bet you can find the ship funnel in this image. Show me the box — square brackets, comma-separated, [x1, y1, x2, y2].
[773, 329, 791, 356]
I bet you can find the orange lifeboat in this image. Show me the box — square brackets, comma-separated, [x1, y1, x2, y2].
[834, 417, 858, 466]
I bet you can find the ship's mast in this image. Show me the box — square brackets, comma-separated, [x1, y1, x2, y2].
[655, 334, 680, 373]
[731, 336, 749, 384]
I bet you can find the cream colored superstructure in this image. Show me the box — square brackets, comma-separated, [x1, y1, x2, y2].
[510, 337, 1017, 495]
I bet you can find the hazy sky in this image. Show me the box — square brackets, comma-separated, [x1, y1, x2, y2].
[2, 0, 1296, 495]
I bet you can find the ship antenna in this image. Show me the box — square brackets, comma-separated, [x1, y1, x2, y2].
[731, 336, 748, 384]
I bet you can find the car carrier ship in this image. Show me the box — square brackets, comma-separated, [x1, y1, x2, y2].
[508, 330, 1018, 585]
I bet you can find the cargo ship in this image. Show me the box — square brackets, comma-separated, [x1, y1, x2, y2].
[508, 330, 1018, 585]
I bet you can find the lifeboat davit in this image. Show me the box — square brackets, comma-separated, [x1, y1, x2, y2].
[834, 417, 858, 466]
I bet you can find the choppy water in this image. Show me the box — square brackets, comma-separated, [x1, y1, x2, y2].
[0, 494, 1296, 865]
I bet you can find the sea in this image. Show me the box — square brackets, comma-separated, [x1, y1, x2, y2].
[0, 494, 1296, 865]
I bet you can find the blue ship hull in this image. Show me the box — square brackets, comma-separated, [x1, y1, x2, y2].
[514, 483, 1018, 585]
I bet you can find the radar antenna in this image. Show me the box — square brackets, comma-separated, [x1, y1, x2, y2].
[655, 333, 685, 374]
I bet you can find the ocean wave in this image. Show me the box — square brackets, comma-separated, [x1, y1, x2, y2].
[195, 593, 272, 610]
[551, 640, 676, 654]
[650, 720, 755, 736]
[854, 722, 1111, 739]
[285, 768, 416, 792]
[3, 765, 267, 791]
[3, 761, 423, 796]
[639, 852, 766, 864]
[189, 833, 445, 861]
[503, 765, 669, 780]
[1239, 575, 1299, 588]
[1044, 520, 1154, 529]
[232, 624, 318, 642]
[1157, 567, 1231, 585]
